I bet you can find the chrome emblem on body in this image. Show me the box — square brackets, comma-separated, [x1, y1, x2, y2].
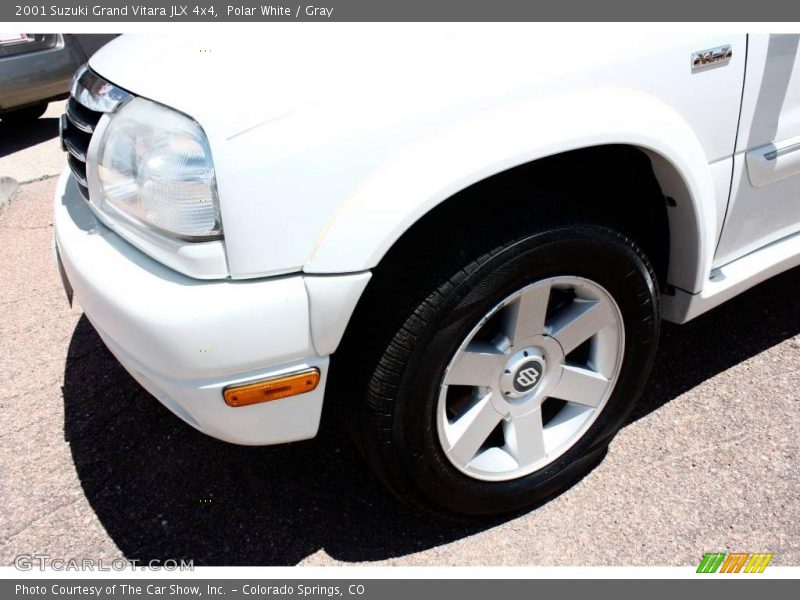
[692, 45, 732, 71]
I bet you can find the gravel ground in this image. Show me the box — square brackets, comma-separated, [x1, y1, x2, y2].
[0, 111, 798, 566]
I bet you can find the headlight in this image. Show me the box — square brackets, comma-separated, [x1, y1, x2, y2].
[90, 97, 222, 241]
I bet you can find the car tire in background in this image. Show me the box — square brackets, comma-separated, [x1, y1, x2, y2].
[339, 209, 660, 518]
[0, 102, 48, 127]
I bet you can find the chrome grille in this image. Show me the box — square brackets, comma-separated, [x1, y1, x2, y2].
[61, 99, 96, 199]
[60, 66, 132, 201]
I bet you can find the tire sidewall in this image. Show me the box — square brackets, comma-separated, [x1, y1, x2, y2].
[392, 225, 659, 516]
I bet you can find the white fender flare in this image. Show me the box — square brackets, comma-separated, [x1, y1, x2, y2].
[305, 87, 718, 294]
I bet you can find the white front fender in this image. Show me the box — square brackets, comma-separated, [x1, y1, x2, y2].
[305, 87, 720, 295]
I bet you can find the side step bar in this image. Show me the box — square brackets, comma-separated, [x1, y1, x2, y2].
[662, 230, 800, 323]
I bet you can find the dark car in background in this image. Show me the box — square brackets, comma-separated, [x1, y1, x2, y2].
[0, 34, 116, 126]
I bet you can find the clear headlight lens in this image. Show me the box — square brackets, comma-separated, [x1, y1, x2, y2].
[94, 97, 222, 241]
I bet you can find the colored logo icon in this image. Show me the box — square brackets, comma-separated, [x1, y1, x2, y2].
[696, 552, 773, 573]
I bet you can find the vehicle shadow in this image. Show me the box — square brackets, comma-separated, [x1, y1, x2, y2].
[61, 267, 800, 565]
[628, 266, 800, 424]
[0, 117, 60, 159]
[62, 317, 492, 565]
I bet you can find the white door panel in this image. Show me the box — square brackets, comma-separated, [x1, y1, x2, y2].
[745, 134, 800, 187]
[716, 34, 800, 267]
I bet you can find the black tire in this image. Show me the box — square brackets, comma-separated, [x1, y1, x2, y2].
[1, 102, 48, 126]
[340, 213, 660, 518]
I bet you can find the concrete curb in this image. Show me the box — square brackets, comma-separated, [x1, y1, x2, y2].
[0, 176, 19, 207]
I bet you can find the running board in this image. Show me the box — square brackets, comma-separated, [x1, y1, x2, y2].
[661, 231, 800, 324]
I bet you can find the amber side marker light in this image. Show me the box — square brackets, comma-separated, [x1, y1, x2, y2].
[223, 368, 320, 407]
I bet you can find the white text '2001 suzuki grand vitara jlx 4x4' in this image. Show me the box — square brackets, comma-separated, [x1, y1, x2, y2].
[54, 30, 800, 516]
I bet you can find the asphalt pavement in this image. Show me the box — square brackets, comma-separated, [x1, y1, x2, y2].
[0, 103, 798, 566]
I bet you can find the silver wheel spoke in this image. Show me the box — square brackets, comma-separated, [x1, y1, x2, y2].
[446, 341, 505, 387]
[550, 299, 615, 354]
[504, 282, 551, 345]
[447, 393, 502, 466]
[504, 407, 546, 466]
[550, 364, 610, 407]
[437, 275, 625, 482]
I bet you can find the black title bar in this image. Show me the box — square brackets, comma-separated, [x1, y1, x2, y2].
[5, 0, 800, 22]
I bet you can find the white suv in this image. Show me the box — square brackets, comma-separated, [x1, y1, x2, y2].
[53, 30, 800, 516]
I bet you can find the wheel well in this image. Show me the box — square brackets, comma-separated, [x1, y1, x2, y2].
[373, 144, 671, 288]
[328, 144, 671, 444]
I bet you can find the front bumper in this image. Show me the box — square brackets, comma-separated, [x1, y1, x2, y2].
[53, 171, 333, 445]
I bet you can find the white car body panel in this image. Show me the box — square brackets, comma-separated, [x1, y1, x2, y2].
[715, 34, 800, 268]
[662, 228, 800, 322]
[304, 272, 371, 356]
[305, 86, 721, 294]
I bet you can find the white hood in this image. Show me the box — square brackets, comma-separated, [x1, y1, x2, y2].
[88, 27, 624, 140]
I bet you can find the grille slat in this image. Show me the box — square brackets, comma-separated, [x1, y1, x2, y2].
[76, 182, 90, 201]
[63, 128, 88, 162]
[67, 154, 88, 187]
[65, 98, 100, 134]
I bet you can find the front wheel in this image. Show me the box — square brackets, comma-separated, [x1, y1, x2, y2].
[348, 221, 660, 517]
